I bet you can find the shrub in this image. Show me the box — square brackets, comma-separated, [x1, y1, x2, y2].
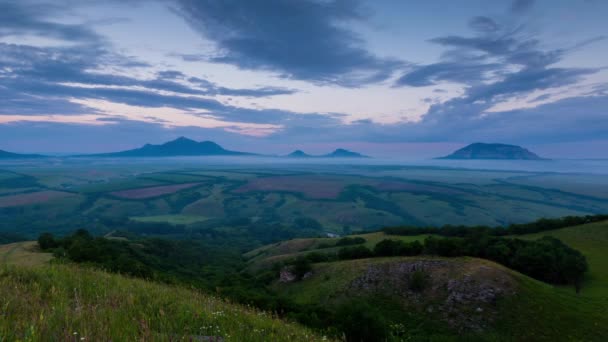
[37, 232, 57, 250]
[409, 270, 429, 292]
[338, 246, 373, 260]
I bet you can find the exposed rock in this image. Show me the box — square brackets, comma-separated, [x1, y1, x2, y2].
[347, 259, 517, 332]
[279, 267, 297, 283]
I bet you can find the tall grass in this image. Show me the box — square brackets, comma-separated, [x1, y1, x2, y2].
[0, 264, 330, 341]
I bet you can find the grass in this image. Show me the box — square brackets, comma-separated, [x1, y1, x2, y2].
[0, 241, 52, 267]
[493, 274, 608, 341]
[130, 214, 209, 225]
[271, 254, 608, 341]
[0, 264, 332, 341]
[244, 232, 428, 270]
[518, 220, 608, 300]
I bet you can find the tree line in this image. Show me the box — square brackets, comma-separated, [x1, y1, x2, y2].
[382, 214, 608, 237]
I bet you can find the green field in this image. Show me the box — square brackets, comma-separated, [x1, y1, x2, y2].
[131, 214, 209, 225]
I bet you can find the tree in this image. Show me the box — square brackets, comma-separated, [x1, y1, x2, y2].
[37, 232, 57, 250]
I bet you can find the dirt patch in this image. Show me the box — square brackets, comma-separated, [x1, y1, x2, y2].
[0, 190, 75, 207]
[348, 258, 517, 332]
[111, 183, 201, 199]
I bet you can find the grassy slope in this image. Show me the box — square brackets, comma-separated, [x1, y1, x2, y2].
[518, 220, 608, 300]
[273, 256, 608, 341]
[0, 244, 330, 341]
[261, 221, 608, 341]
[244, 232, 427, 269]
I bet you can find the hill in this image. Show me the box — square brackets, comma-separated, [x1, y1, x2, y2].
[285, 148, 369, 158]
[518, 220, 608, 300]
[0, 243, 330, 341]
[0, 149, 45, 159]
[439, 143, 543, 160]
[271, 255, 607, 341]
[247, 221, 608, 340]
[322, 148, 368, 158]
[286, 150, 313, 158]
[90, 137, 255, 157]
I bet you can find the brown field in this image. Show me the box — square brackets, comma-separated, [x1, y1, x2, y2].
[0, 190, 75, 208]
[234, 175, 347, 199]
[110, 182, 201, 199]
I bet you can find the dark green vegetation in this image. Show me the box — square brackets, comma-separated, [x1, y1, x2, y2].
[439, 142, 543, 160]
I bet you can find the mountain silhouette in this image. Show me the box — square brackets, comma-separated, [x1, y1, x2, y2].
[439, 143, 543, 160]
[91, 137, 255, 157]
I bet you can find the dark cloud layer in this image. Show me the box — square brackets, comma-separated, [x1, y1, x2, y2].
[171, 0, 403, 86]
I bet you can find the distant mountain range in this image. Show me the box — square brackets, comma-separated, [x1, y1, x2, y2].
[286, 148, 369, 158]
[439, 143, 543, 160]
[0, 150, 45, 159]
[89, 137, 255, 157]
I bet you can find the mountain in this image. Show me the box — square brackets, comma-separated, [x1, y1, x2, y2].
[322, 148, 369, 158]
[91, 137, 255, 157]
[0, 149, 45, 159]
[286, 150, 313, 158]
[439, 143, 543, 160]
[285, 148, 369, 158]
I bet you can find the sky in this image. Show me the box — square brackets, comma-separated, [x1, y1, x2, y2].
[0, 0, 607, 158]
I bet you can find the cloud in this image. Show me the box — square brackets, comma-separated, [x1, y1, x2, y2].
[468, 16, 500, 33]
[170, 0, 404, 86]
[510, 0, 535, 14]
[0, 1, 102, 42]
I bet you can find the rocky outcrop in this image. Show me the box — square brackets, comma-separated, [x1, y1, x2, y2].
[348, 259, 517, 331]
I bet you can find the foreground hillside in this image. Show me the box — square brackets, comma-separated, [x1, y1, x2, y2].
[249, 221, 608, 341]
[0, 253, 329, 341]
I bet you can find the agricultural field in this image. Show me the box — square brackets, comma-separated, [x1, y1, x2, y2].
[131, 214, 208, 225]
[1, 158, 608, 238]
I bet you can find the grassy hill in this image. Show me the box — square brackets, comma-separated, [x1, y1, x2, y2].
[270, 256, 607, 341]
[518, 220, 608, 301]
[250, 221, 608, 341]
[245, 232, 427, 269]
[0, 244, 330, 341]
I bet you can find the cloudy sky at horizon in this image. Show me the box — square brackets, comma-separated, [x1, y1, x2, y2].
[1, 0, 607, 157]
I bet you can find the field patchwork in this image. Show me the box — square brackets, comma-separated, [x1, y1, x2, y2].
[111, 182, 202, 199]
[0, 190, 76, 208]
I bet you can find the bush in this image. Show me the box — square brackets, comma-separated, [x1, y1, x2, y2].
[374, 239, 424, 257]
[293, 256, 312, 280]
[338, 246, 373, 260]
[37, 233, 57, 250]
[409, 270, 429, 292]
[334, 299, 388, 342]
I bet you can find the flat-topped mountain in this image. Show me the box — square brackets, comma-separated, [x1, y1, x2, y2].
[0, 149, 45, 159]
[287, 148, 368, 158]
[91, 137, 255, 157]
[439, 143, 543, 160]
